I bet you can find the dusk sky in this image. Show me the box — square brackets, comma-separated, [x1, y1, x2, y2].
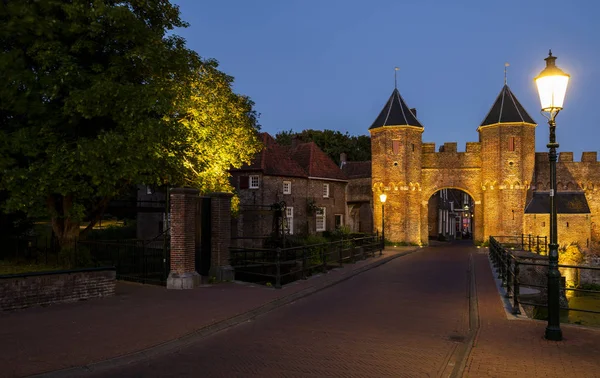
[172, 0, 599, 158]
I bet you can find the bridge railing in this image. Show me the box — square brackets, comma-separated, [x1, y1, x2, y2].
[229, 235, 382, 288]
[489, 236, 600, 321]
[491, 234, 548, 254]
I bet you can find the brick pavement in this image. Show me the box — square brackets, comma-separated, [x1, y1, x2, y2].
[82, 243, 473, 378]
[0, 247, 417, 378]
[463, 251, 600, 378]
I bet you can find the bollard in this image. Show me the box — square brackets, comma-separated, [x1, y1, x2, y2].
[338, 241, 343, 268]
[275, 248, 282, 289]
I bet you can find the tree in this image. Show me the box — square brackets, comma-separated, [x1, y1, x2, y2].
[0, 0, 261, 252]
[275, 129, 370, 165]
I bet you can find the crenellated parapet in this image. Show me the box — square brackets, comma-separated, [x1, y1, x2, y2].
[421, 141, 482, 169]
[534, 151, 600, 191]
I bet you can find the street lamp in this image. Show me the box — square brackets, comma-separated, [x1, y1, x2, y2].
[535, 50, 570, 341]
[380, 193, 387, 252]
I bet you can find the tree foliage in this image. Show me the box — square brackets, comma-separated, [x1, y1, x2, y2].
[275, 129, 370, 165]
[0, 0, 261, 249]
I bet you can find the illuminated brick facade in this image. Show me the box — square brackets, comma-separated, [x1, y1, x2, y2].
[370, 85, 598, 246]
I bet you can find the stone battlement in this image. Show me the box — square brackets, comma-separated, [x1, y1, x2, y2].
[422, 141, 481, 154]
[535, 151, 598, 163]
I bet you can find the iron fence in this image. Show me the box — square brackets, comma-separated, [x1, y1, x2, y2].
[0, 235, 60, 265]
[230, 235, 382, 288]
[491, 234, 548, 254]
[489, 236, 600, 319]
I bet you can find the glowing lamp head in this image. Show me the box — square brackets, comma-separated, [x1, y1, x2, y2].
[379, 193, 387, 203]
[535, 50, 570, 112]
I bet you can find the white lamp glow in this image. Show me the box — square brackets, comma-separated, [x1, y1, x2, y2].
[379, 193, 387, 203]
[535, 50, 570, 112]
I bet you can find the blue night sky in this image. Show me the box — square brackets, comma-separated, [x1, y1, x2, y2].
[172, 0, 599, 159]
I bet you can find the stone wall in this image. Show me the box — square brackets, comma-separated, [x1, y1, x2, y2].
[0, 268, 116, 311]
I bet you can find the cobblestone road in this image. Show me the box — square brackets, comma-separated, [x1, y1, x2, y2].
[90, 243, 472, 377]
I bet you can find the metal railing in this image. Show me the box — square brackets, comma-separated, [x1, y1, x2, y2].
[491, 234, 548, 254]
[489, 236, 600, 318]
[78, 230, 170, 286]
[230, 235, 382, 288]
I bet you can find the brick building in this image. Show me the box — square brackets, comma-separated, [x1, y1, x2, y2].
[230, 133, 348, 246]
[368, 82, 598, 247]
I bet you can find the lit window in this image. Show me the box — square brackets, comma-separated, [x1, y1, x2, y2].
[323, 183, 329, 198]
[284, 207, 294, 235]
[316, 207, 326, 232]
[249, 175, 260, 189]
[283, 181, 291, 194]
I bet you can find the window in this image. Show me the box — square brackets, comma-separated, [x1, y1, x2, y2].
[323, 183, 329, 198]
[283, 181, 291, 194]
[284, 207, 294, 235]
[508, 137, 515, 152]
[335, 214, 343, 229]
[392, 140, 400, 155]
[249, 175, 260, 189]
[316, 207, 326, 232]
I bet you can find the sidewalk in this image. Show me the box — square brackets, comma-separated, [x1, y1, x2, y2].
[0, 247, 418, 378]
[463, 250, 600, 377]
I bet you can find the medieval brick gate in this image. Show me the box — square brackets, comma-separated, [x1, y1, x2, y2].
[368, 84, 599, 246]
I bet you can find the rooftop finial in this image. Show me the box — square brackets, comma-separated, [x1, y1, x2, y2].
[549, 49, 553, 57]
[504, 62, 510, 85]
[394, 67, 399, 89]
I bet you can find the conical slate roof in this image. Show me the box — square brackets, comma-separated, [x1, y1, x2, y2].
[480, 85, 536, 126]
[369, 88, 423, 129]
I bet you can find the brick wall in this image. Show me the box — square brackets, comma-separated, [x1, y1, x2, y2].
[0, 268, 116, 311]
[169, 188, 198, 275]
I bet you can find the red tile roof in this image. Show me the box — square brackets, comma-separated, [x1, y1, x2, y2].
[232, 133, 348, 181]
[341, 161, 372, 179]
[290, 142, 348, 181]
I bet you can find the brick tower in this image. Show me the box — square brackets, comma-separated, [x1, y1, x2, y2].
[478, 84, 537, 240]
[370, 88, 423, 244]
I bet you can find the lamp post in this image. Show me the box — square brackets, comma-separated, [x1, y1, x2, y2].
[535, 50, 570, 341]
[380, 193, 387, 251]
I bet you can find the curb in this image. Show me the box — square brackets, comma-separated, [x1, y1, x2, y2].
[37, 248, 421, 377]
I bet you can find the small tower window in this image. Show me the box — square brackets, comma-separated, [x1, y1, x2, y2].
[392, 140, 400, 155]
[412, 143, 415, 152]
[508, 137, 516, 152]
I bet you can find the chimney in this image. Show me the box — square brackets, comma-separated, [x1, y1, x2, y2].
[410, 108, 417, 117]
[292, 136, 300, 149]
[340, 152, 347, 168]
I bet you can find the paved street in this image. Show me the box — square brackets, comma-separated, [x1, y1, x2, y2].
[87, 243, 471, 377]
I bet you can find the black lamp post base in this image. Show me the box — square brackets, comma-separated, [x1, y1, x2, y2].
[545, 326, 563, 341]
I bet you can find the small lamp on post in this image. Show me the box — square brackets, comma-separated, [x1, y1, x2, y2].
[535, 49, 570, 341]
[379, 193, 387, 252]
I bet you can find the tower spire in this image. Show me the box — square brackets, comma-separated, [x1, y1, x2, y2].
[504, 62, 510, 85]
[394, 67, 399, 89]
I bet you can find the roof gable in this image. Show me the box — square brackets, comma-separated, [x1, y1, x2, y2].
[480, 85, 536, 126]
[291, 142, 348, 181]
[234, 133, 307, 178]
[369, 88, 423, 129]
